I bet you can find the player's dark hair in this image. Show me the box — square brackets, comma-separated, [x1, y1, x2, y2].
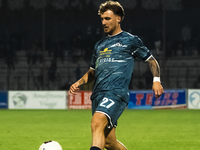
[98, 1, 125, 21]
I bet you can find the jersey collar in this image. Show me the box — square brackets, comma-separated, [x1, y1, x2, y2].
[107, 31, 123, 38]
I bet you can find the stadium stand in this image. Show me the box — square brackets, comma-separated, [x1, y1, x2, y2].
[0, 0, 199, 90]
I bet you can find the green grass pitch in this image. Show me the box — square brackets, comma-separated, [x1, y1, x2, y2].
[0, 109, 200, 150]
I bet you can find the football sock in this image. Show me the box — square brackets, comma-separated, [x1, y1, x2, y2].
[90, 146, 101, 150]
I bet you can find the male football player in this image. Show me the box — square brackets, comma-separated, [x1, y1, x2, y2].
[69, 1, 164, 150]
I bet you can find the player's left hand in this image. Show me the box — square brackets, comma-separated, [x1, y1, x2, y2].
[152, 82, 164, 99]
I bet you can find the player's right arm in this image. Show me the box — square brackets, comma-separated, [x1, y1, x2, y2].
[146, 56, 164, 99]
[68, 68, 95, 95]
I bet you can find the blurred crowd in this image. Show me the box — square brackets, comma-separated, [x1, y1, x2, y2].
[0, 22, 199, 69]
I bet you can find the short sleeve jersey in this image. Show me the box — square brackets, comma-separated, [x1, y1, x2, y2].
[90, 31, 152, 103]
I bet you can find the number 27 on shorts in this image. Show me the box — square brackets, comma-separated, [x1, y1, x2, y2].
[100, 97, 115, 108]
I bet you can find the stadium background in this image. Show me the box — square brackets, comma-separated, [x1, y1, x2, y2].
[0, 1, 200, 150]
[0, 0, 200, 91]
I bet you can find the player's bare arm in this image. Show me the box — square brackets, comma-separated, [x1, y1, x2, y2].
[147, 56, 164, 98]
[69, 68, 95, 95]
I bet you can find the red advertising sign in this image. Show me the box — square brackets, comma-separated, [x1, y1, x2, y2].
[68, 91, 92, 109]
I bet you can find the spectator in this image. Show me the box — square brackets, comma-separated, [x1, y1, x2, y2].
[48, 60, 57, 83]
[144, 68, 153, 89]
[193, 74, 200, 89]
[46, 37, 54, 57]
[154, 29, 162, 55]
[4, 44, 15, 70]
[181, 23, 191, 42]
[70, 35, 84, 62]
[52, 39, 65, 63]
[26, 44, 37, 65]
[75, 65, 81, 81]
[35, 48, 43, 64]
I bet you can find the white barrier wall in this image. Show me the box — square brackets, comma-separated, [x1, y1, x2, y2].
[9, 91, 67, 109]
[7, 89, 200, 109]
[188, 89, 200, 109]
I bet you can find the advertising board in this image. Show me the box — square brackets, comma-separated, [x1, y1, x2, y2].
[188, 89, 200, 109]
[0, 91, 8, 109]
[68, 91, 92, 109]
[8, 91, 66, 109]
[128, 89, 186, 109]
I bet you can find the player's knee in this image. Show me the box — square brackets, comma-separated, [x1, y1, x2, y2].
[91, 121, 100, 133]
[91, 113, 108, 133]
[105, 140, 116, 150]
[105, 142, 113, 150]
[105, 140, 127, 150]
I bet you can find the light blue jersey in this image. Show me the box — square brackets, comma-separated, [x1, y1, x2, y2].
[90, 31, 152, 103]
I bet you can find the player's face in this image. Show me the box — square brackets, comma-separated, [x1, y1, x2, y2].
[100, 10, 121, 35]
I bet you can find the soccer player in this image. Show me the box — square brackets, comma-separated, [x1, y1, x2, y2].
[69, 1, 164, 150]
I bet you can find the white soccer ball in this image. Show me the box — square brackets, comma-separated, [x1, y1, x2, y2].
[39, 141, 63, 150]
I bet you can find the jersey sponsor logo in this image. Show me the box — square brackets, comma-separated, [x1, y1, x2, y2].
[99, 58, 126, 63]
[100, 48, 112, 56]
[109, 43, 127, 48]
[100, 48, 112, 53]
[96, 57, 126, 68]
[99, 57, 114, 63]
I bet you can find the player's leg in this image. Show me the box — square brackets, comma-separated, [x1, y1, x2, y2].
[105, 127, 127, 150]
[90, 93, 127, 150]
[90, 113, 127, 150]
[90, 112, 108, 150]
